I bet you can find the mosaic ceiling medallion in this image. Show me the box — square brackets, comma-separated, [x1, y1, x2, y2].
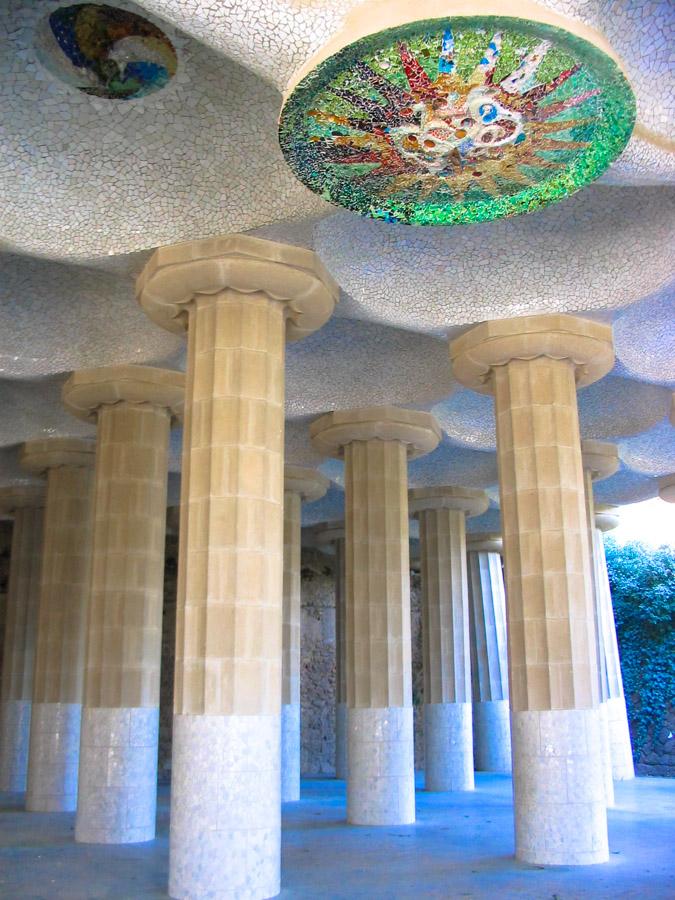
[279, 17, 635, 225]
[36, 3, 177, 100]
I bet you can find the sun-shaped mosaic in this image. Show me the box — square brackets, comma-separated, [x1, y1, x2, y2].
[279, 17, 635, 225]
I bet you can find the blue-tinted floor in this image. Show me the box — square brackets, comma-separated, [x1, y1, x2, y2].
[1, 774, 673, 898]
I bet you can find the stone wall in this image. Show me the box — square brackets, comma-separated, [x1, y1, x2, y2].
[299, 550, 335, 775]
[635, 707, 675, 777]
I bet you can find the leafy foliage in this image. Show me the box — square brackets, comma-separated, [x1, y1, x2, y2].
[605, 538, 675, 757]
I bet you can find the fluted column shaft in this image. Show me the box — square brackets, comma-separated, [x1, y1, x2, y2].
[493, 356, 607, 863]
[345, 438, 414, 824]
[65, 381, 180, 844]
[418, 508, 473, 790]
[467, 545, 511, 774]
[582, 468, 614, 808]
[334, 535, 347, 779]
[280, 468, 328, 802]
[165, 291, 286, 897]
[593, 517, 634, 780]
[25, 454, 95, 812]
[0, 503, 43, 791]
[282, 491, 301, 801]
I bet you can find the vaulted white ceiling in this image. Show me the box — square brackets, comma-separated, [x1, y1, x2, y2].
[1, 0, 673, 514]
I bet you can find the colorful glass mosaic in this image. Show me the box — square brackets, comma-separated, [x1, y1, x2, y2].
[36, 3, 177, 100]
[279, 17, 635, 225]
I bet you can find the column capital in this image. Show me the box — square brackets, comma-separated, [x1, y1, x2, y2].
[581, 439, 619, 482]
[450, 314, 614, 395]
[467, 532, 503, 553]
[658, 474, 675, 503]
[136, 234, 339, 341]
[284, 466, 329, 503]
[409, 485, 488, 518]
[20, 437, 95, 475]
[0, 483, 46, 514]
[310, 406, 440, 460]
[595, 504, 620, 532]
[62, 365, 185, 425]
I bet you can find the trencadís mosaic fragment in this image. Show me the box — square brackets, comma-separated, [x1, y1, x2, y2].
[279, 17, 635, 225]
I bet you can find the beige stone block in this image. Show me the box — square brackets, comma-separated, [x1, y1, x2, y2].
[21, 442, 96, 707]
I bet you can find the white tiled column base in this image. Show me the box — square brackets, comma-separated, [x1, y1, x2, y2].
[424, 702, 474, 791]
[347, 706, 415, 825]
[511, 708, 609, 866]
[169, 714, 280, 900]
[0, 700, 32, 791]
[281, 703, 300, 803]
[598, 703, 615, 808]
[335, 702, 348, 780]
[606, 695, 635, 780]
[473, 699, 512, 774]
[26, 702, 81, 812]
[75, 707, 159, 844]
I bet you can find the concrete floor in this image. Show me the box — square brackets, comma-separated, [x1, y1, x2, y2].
[1, 774, 673, 899]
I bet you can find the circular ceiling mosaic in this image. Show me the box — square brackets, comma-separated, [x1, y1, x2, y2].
[36, 3, 177, 100]
[279, 16, 635, 225]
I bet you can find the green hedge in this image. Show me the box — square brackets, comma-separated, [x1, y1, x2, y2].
[605, 538, 675, 757]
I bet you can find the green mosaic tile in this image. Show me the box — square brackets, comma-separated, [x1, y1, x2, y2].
[279, 16, 635, 226]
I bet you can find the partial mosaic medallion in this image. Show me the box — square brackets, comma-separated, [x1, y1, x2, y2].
[279, 17, 635, 226]
[36, 3, 177, 100]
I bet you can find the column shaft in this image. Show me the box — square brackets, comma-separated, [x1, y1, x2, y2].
[593, 529, 634, 779]
[419, 508, 473, 791]
[170, 293, 284, 899]
[583, 470, 614, 808]
[334, 535, 347, 780]
[468, 550, 511, 774]
[494, 357, 608, 865]
[345, 439, 414, 825]
[0, 506, 43, 791]
[27, 465, 94, 811]
[75, 401, 171, 843]
[281, 491, 301, 802]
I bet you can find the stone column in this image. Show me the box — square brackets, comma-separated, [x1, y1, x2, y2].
[137, 236, 337, 899]
[580, 440, 619, 807]
[657, 398, 675, 501]
[311, 407, 440, 825]
[409, 486, 488, 792]
[282, 466, 328, 802]
[21, 438, 95, 812]
[452, 315, 614, 866]
[594, 504, 635, 780]
[62, 365, 184, 843]
[466, 532, 512, 775]
[0, 486, 44, 792]
[659, 475, 675, 502]
[310, 522, 347, 779]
